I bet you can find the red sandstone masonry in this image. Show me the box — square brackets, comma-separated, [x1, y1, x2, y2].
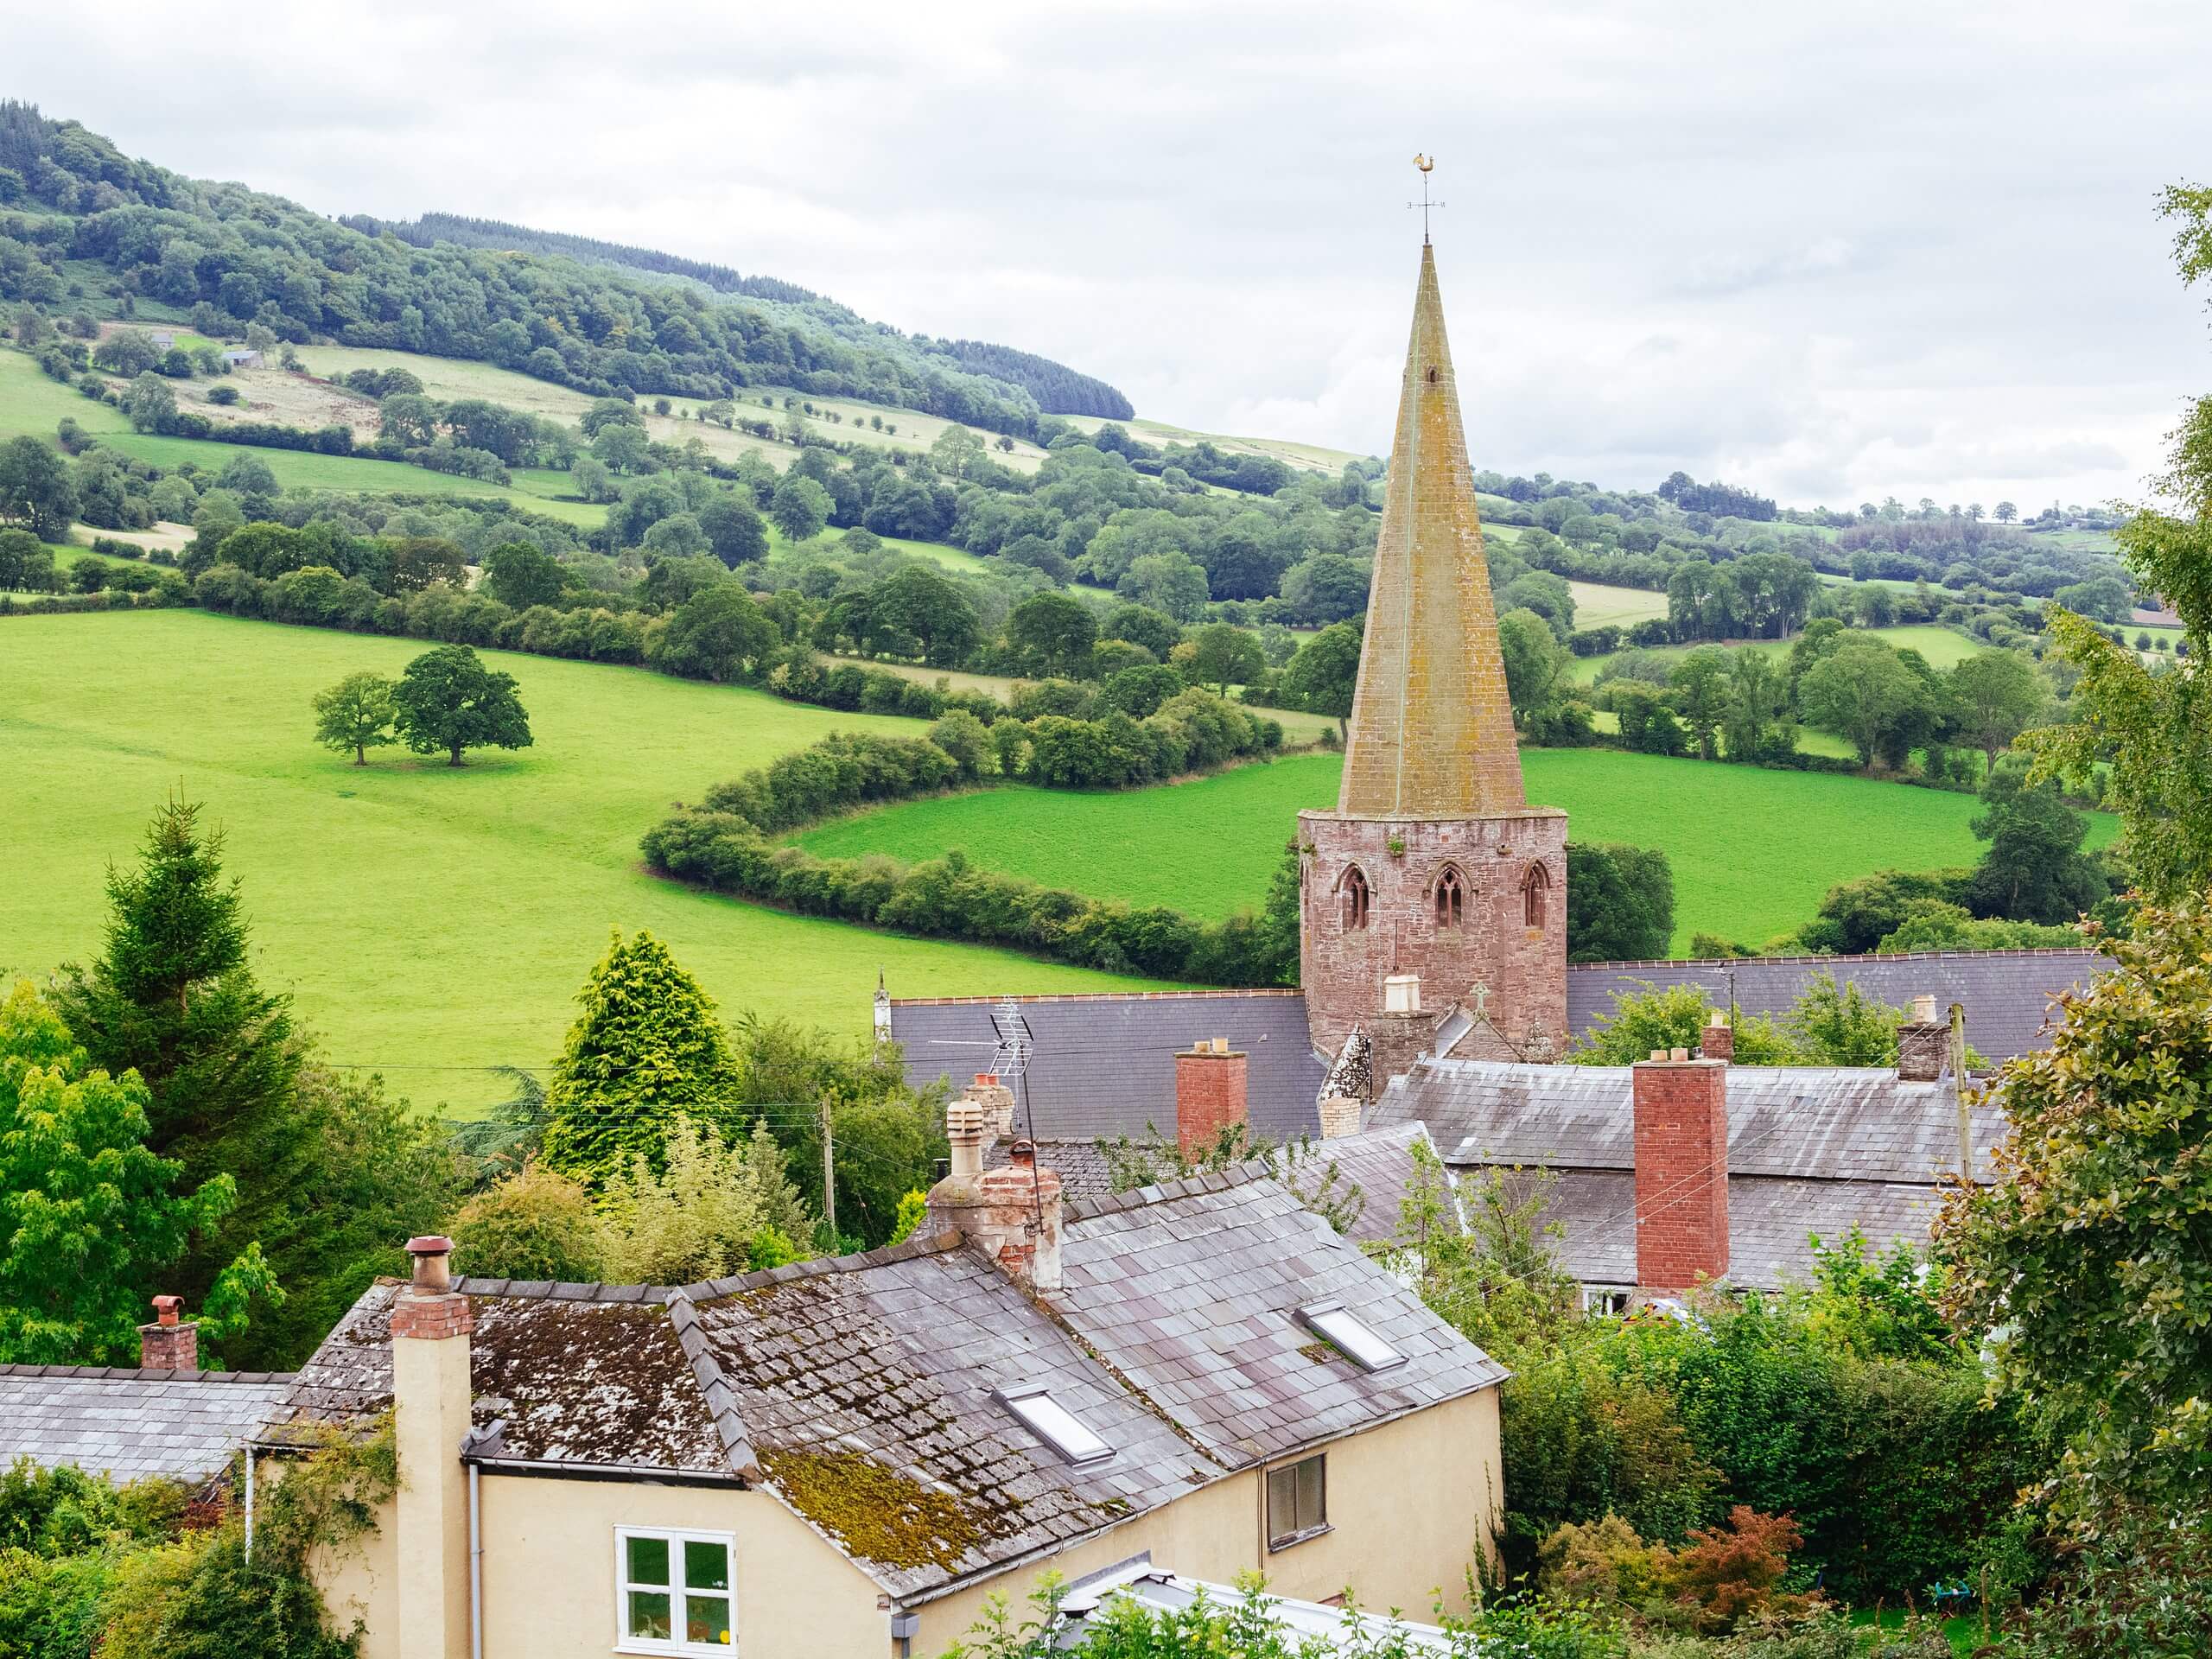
[1174, 1045, 1249, 1156]
[1632, 1058, 1730, 1291]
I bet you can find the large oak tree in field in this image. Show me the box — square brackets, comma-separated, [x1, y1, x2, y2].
[391, 644, 532, 766]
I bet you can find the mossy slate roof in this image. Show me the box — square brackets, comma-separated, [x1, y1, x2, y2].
[267, 1171, 1504, 1605]
[0, 1364, 294, 1487]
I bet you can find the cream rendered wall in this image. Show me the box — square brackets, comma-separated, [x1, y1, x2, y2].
[908, 1389, 1501, 1651]
[309, 1387, 1500, 1659]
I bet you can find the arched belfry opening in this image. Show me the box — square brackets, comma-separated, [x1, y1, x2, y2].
[1433, 864, 1465, 928]
[1339, 866, 1370, 931]
[1522, 863, 1550, 930]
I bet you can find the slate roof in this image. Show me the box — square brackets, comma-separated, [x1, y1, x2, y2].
[1254, 1121, 1459, 1249]
[1059, 1168, 1506, 1467]
[1567, 948, 2098, 1064]
[0, 1364, 294, 1486]
[1370, 1058, 2003, 1185]
[273, 1174, 1504, 1606]
[1370, 1057, 1999, 1290]
[888, 991, 1327, 1141]
[984, 1136, 1116, 1205]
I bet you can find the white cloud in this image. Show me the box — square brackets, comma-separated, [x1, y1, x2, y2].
[13, 0, 2209, 507]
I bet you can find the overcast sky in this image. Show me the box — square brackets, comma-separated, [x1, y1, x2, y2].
[19, 2, 2210, 510]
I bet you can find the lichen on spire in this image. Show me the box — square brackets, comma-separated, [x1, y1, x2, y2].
[1338, 245, 1525, 817]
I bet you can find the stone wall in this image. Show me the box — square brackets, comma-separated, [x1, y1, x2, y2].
[1299, 806, 1569, 1078]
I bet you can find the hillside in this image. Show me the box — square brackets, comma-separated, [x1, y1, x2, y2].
[1, 609, 1172, 1113]
[0, 102, 1122, 436]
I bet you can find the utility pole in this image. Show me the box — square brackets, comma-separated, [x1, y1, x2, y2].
[1949, 1002, 1972, 1182]
[819, 1097, 837, 1247]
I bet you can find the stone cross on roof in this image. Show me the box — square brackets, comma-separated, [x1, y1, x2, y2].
[1336, 243, 1526, 819]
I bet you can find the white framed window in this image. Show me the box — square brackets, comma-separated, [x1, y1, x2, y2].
[1581, 1287, 1631, 1317]
[615, 1527, 734, 1655]
[1295, 1301, 1406, 1373]
[1266, 1452, 1328, 1550]
[995, 1383, 1115, 1465]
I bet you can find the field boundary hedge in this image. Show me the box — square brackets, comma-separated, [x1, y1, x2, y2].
[639, 721, 1297, 985]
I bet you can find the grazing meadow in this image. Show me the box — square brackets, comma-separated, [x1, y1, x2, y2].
[0, 609, 1173, 1113]
[798, 747, 2118, 954]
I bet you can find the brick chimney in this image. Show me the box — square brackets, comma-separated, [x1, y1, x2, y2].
[391, 1236, 473, 1659]
[967, 1072, 1016, 1141]
[972, 1141, 1063, 1294]
[1633, 1052, 1731, 1292]
[1897, 993, 1948, 1082]
[1174, 1039, 1248, 1157]
[1699, 1014, 1732, 1064]
[137, 1295, 197, 1372]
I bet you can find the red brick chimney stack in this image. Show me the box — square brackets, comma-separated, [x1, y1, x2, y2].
[1632, 1052, 1731, 1293]
[1700, 1014, 1732, 1064]
[1174, 1039, 1249, 1158]
[391, 1235, 474, 1341]
[138, 1294, 198, 1372]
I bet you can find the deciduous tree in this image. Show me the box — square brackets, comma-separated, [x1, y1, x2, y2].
[390, 645, 532, 766]
[310, 671, 397, 766]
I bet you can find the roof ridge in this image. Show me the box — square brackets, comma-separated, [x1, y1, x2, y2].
[888, 988, 1307, 1007]
[0, 1363, 296, 1382]
[1064, 1159, 1274, 1224]
[674, 1230, 960, 1302]
[1567, 945, 2101, 969]
[454, 1276, 670, 1300]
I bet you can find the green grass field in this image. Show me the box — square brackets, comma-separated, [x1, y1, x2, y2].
[1567, 623, 1986, 687]
[0, 349, 607, 528]
[1567, 581, 1669, 630]
[1, 611, 1174, 1114]
[798, 747, 2117, 954]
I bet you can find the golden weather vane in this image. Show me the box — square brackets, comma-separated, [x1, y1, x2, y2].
[1409, 154, 1443, 245]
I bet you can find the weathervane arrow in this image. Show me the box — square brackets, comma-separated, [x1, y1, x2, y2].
[1408, 153, 1444, 245]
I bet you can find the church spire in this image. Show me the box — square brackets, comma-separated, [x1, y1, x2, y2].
[1337, 243, 1524, 817]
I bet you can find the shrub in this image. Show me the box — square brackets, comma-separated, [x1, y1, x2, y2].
[448, 1162, 610, 1282]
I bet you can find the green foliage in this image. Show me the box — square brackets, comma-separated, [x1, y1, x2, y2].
[597, 1119, 815, 1284]
[1798, 638, 1940, 770]
[390, 643, 532, 766]
[1961, 764, 2108, 925]
[539, 929, 736, 1190]
[2005, 1503, 2212, 1658]
[1784, 971, 1904, 1066]
[1792, 868, 1970, 956]
[448, 1160, 611, 1282]
[309, 671, 396, 765]
[1278, 620, 1361, 736]
[1937, 895, 2212, 1528]
[888, 1188, 929, 1244]
[1566, 842, 1676, 963]
[0, 431, 76, 538]
[1572, 982, 1796, 1067]
[1539, 1507, 1816, 1636]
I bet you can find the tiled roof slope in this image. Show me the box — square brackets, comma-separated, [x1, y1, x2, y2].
[1519, 1169, 1948, 1292]
[259, 1279, 728, 1476]
[683, 1241, 1214, 1601]
[1286, 1121, 1459, 1247]
[984, 1136, 1116, 1205]
[1059, 1170, 1506, 1466]
[887, 992, 1326, 1141]
[270, 1178, 1504, 1606]
[0, 1365, 294, 1486]
[1370, 1058, 2005, 1186]
[1566, 949, 2097, 1063]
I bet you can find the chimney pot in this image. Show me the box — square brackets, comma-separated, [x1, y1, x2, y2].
[1669, 1046, 1689, 1062]
[405, 1234, 454, 1293]
[138, 1297, 198, 1372]
[1008, 1138, 1036, 1167]
[1382, 973, 1421, 1014]
[1910, 993, 1939, 1024]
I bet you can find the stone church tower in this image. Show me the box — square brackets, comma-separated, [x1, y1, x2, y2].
[1300, 243, 1569, 1085]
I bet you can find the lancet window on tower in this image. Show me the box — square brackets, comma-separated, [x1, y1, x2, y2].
[1433, 864, 1465, 928]
[1340, 866, 1370, 931]
[1522, 863, 1549, 929]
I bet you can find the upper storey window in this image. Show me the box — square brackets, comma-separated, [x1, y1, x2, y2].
[1434, 865, 1465, 929]
[1523, 862, 1550, 929]
[1341, 866, 1370, 931]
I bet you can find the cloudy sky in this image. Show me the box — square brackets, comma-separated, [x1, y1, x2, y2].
[20, 2, 2210, 509]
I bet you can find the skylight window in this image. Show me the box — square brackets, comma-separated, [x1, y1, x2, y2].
[995, 1384, 1114, 1465]
[1296, 1301, 1407, 1373]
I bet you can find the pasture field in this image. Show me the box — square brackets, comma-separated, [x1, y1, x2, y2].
[1, 611, 1173, 1114]
[0, 348, 607, 527]
[1070, 414, 1364, 475]
[1566, 622, 1985, 686]
[1567, 581, 1669, 630]
[798, 747, 2117, 954]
